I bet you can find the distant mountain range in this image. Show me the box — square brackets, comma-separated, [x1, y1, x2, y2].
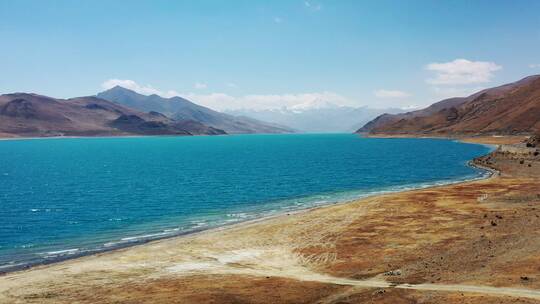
[0, 93, 226, 137]
[13, 74, 538, 140]
[227, 105, 403, 133]
[358, 75, 540, 136]
[97, 86, 294, 134]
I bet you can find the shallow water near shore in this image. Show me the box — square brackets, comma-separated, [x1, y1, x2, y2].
[0, 134, 491, 271]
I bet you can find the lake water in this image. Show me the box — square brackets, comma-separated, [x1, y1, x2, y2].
[0, 134, 491, 271]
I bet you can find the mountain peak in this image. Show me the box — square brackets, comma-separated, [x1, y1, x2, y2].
[100, 85, 139, 95]
[96, 87, 294, 134]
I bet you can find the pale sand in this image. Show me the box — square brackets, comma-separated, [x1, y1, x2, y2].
[364, 133, 528, 145]
[1, 136, 539, 303]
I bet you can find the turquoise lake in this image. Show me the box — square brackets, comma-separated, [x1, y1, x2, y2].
[0, 134, 491, 271]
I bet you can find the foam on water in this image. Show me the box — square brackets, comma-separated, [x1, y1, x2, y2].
[41, 248, 80, 257]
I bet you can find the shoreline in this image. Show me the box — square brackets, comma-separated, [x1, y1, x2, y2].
[0, 132, 302, 142]
[0, 133, 222, 142]
[0, 138, 495, 275]
[360, 132, 528, 145]
[1, 135, 539, 303]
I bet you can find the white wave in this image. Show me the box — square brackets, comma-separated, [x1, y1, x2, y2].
[163, 228, 180, 233]
[226, 212, 250, 219]
[120, 231, 170, 242]
[192, 222, 207, 228]
[40, 248, 80, 257]
[0, 262, 26, 269]
[103, 241, 121, 248]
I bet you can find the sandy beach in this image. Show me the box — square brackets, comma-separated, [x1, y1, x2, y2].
[1, 136, 539, 303]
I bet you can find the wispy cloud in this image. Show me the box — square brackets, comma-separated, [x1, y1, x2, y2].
[529, 63, 540, 68]
[374, 89, 410, 98]
[273, 17, 283, 24]
[194, 82, 207, 89]
[431, 86, 485, 99]
[304, 1, 322, 11]
[425, 59, 501, 85]
[101, 79, 180, 97]
[400, 104, 421, 110]
[185, 91, 356, 111]
[100, 79, 358, 111]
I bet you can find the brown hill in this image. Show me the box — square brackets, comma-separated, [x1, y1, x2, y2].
[358, 75, 540, 136]
[97, 86, 295, 134]
[0, 93, 226, 137]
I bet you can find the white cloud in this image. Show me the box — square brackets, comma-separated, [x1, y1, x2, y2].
[102, 79, 162, 96]
[194, 82, 207, 89]
[529, 63, 540, 68]
[374, 89, 410, 98]
[101, 79, 180, 97]
[426, 59, 501, 85]
[273, 17, 283, 24]
[226, 82, 237, 88]
[164, 90, 181, 97]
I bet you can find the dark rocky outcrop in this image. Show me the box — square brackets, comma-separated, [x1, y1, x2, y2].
[109, 115, 192, 135]
[526, 134, 540, 148]
[172, 120, 227, 135]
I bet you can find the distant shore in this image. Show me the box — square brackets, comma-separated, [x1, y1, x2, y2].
[1, 135, 539, 304]
[0, 133, 226, 142]
[362, 132, 528, 145]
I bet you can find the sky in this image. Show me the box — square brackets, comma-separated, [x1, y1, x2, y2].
[1, 0, 540, 111]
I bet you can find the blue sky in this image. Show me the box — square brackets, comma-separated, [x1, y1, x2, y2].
[1, 0, 539, 110]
